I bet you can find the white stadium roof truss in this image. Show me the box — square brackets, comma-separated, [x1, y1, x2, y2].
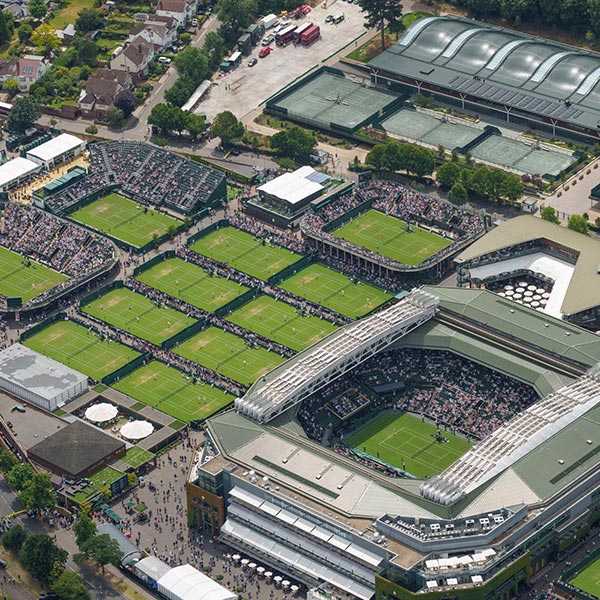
[235, 289, 439, 423]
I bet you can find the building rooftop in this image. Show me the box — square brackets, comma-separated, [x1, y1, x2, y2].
[257, 167, 326, 205]
[26, 133, 84, 164]
[0, 344, 87, 402]
[0, 157, 40, 189]
[369, 15, 600, 132]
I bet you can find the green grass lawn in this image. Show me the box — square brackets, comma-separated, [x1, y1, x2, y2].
[226, 295, 337, 352]
[122, 447, 154, 469]
[333, 210, 452, 266]
[50, 0, 96, 28]
[346, 412, 472, 478]
[114, 361, 234, 423]
[136, 257, 251, 313]
[83, 287, 196, 345]
[174, 326, 285, 386]
[70, 193, 181, 249]
[279, 263, 392, 318]
[190, 226, 301, 280]
[70, 466, 123, 505]
[23, 320, 140, 381]
[0, 245, 68, 303]
[571, 557, 600, 598]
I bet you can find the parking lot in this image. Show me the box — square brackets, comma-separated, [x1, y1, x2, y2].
[196, 0, 368, 120]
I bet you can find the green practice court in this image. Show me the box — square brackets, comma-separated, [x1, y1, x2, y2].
[24, 319, 140, 381]
[382, 109, 481, 149]
[122, 447, 154, 469]
[571, 557, 600, 598]
[279, 262, 392, 318]
[0, 246, 68, 303]
[189, 227, 301, 280]
[346, 412, 471, 478]
[83, 287, 195, 345]
[114, 361, 234, 423]
[70, 466, 123, 504]
[174, 326, 285, 386]
[226, 295, 337, 352]
[70, 193, 181, 248]
[333, 210, 451, 266]
[136, 257, 251, 313]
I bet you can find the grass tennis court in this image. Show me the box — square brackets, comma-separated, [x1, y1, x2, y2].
[70, 466, 123, 504]
[333, 210, 451, 266]
[174, 326, 285, 386]
[190, 227, 301, 280]
[83, 287, 195, 345]
[122, 447, 154, 469]
[227, 295, 337, 352]
[571, 557, 600, 598]
[136, 257, 251, 313]
[0, 245, 68, 303]
[279, 263, 392, 318]
[114, 361, 234, 423]
[346, 412, 471, 478]
[23, 319, 140, 381]
[70, 193, 181, 248]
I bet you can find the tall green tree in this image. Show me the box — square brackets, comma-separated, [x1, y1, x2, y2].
[73, 38, 99, 66]
[0, 10, 12, 45]
[8, 463, 35, 491]
[114, 89, 138, 118]
[567, 214, 590, 235]
[203, 31, 225, 70]
[211, 110, 244, 146]
[19, 473, 56, 513]
[20, 534, 67, 584]
[2, 78, 18, 98]
[357, 0, 403, 51]
[271, 126, 317, 162]
[590, 0, 600, 38]
[448, 181, 468, 205]
[148, 102, 187, 134]
[2, 524, 27, 552]
[18, 22, 32, 43]
[185, 113, 206, 140]
[31, 24, 61, 55]
[28, 0, 47, 19]
[0, 448, 17, 473]
[81, 534, 123, 573]
[75, 8, 104, 34]
[74, 511, 97, 549]
[173, 47, 210, 84]
[436, 161, 462, 189]
[541, 206, 561, 224]
[365, 144, 386, 170]
[51, 570, 91, 600]
[164, 76, 196, 107]
[217, 0, 257, 41]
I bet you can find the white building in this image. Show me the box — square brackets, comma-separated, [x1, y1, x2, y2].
[26, 133, 85, 169]
[0, 344, 88, 411]
[0, 157, 41, 191]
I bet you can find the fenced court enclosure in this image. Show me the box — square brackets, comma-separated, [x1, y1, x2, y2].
[136, 257, 251, 313]
[279, 262, 393, 318]
[113, 361, 234, 423]
[69, 193, 182, 248]
[226, 295, 338, 352]
[23, 319, 140, 381]
[332, 210, 452, 267]
[570, 557, 600, 598]
[190, 226, 302, 280]
[266, 69, 402, 133]
[346, 412, 472, 478]
[0, 246, 68, 303]
[173, 327, 286, 386]
[82, 287, 195, 346]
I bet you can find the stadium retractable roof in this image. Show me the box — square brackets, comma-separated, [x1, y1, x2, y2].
[369, 15, 600, 132]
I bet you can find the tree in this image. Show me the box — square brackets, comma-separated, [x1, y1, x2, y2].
[541, 206, 561, 224]
[203, 31, 225, 69]
[20, 534, 67, 584]
[357, 0, 403, 51]
[73, 38, 99, 66]
[75, 8, 104, 34]
[19, 473, 56, 513]
[365, 144, 386, 170]
[148, 102, 187, 134]
[271, 126, 317, 162]
[31, 24, 61, 55]
[82, 534, 123, 573]
[185, 112, 206, 140]
[180, 32, 192, 45]
[567, 214, 590, 235]
[85, 124, 98, 135]
[18, 22, 32, 43]
[590, 0, 600, 39]
[211, 110, 244, 146]
[51, 570, 91, 600]
[106, 106, 125, 127]
[0, 448, 17, 473]
[73, 511, 97, 550]
[174, 47, 210, 85]
[0, 10, 12, 45]
[217, 0, 257, 41]
[405, 145, 435, 178]
[164, 76, 196, 107]
[436, 161, 462, 189]
[448, 181, 468, 205]
[2, 78, 18, 98]
[10, 96, 40, 133]
[114, 89, 137, 118]
[29, 0, 47, 19]
[2, 524, 27, 552]
[8, 463, 35, 491]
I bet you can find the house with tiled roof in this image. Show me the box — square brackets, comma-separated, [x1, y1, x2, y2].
[155, 0, 197, 27]
[79, 68, 132, 119]
[110, 36, 155, 81]
[0, 55, 50, 92]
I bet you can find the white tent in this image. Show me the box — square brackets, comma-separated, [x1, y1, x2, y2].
[85, 403, 118, 423]
[120, 420, 154, 440]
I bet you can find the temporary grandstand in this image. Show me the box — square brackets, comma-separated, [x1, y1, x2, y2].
[266, 68, 403, 134]
[188, 285, 600, 600]
[454, 214, 600, 328]
[369, 15, 600, 142]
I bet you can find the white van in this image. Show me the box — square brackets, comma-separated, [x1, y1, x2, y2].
[333, 14, 345, 23]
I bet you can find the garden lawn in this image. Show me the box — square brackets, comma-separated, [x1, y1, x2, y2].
[571, 557, 600, 599]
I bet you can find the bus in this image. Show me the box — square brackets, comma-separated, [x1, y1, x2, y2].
[294, 22, 313, 40]
[300, 24, 320, 46]
[0, 102, 12, 117]
[276, 24, 298, 46]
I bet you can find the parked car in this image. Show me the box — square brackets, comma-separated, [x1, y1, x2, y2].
[191, 17, 198, 26]
[300, 4, 311, 13]
[158, 56, 172, 64]
[259, 46, 272, 58]
[262, 34, 274, 45]
[248, 58, 258, 67]
[0, 560, 6, 569]
[325, 14, 334, 22]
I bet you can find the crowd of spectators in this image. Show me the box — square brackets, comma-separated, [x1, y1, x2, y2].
[48, 141, 225, 215]
[326, 388, 370, 420]
[0, 203, 115, 307]
[228, 213, 306, 255]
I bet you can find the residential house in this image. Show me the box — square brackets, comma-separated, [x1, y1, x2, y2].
[0, 55, 50, 92]
[110, 36, 155, 81]
[3, 2, 28, 20]
[79, 68, 132, 119]
[155, 0, 197, 28]
[127, 15, 178, 51]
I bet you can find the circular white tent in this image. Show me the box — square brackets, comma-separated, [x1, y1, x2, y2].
[120, 420, 154, 440]
[85, 403, 118, 423]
